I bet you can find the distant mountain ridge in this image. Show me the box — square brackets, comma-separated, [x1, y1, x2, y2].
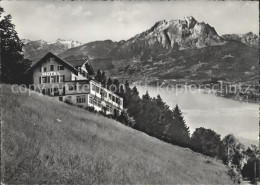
[22, 39, 82, 62]
[58, 40, 120, 60]
[222, 32, 259, 48]
[22, 16, 259, 83]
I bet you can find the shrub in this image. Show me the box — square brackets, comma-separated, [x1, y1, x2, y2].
[85, 106, 95, 112]
[64, 99, 73, 106]
[77, 105, 83, 108]
[118, 110, 136, 127]
[222, 134, 246, 170]
[191, 127, 223, 158]
[228, 165, 243, 184]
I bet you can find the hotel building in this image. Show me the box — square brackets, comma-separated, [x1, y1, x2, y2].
[26, 52, 123, 115]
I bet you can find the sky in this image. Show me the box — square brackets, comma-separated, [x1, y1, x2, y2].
[1, 1, 259, 43]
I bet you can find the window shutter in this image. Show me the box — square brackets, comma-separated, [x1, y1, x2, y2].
[47, 76, 50, 83]
[57, 76, 59, 82]
[39, 77, 41, 84]
[63, 75, 65, 82]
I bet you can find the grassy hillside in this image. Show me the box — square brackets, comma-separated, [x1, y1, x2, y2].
[1, 85, 234, 184]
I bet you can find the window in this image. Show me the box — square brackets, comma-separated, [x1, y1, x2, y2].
[47, 88, 52, 95]
[91, 84, 101, 94]
[76, 95, 86, 103]
[50, 65, 54, 71]
[39, 77, 41, 84]
[50, 58, 54, 63]
[112, 96, 115, 102]
[42, 77, 47, 83]
[104, 91, 107, 98]
[109, 94, 112, 100]
[51, 76, 56, 83]
[60, 75, 64, 82]
[57, 65, 64, 71]
[100, 89, 104, 97]
[56, 76, 59, 82]
[89, 97, 93, 104]
[106, 105, 113, 113]
[100, 89, 107, 99]
[69, 84, 77, 91]
[96, 86, 100, 93]
[44, 67, 47, 72]
[54, 87, 58, 94]
[97, 100, 101, 107]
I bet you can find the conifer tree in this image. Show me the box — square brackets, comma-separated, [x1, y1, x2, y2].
[101, 71, 106, 87]
[142, 91, 151, 101]
[132, 86, 139, 96]
[173, 105, 186, 125]
[0, 7, 31, 84]
[170, 104, 191, 145]
[125, 80, 130, 90]
[156, 94, 169, 110]
[94, 69, 102, 83]
[107, 77, 112, 89]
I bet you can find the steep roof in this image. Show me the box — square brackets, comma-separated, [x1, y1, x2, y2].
[26, 52, 78, 74]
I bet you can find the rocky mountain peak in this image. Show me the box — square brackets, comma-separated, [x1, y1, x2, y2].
[110, 16, 224, 59]
[184, 16, 197, 28]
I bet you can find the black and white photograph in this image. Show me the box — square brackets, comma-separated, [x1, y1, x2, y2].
[0, 0, 259, 184]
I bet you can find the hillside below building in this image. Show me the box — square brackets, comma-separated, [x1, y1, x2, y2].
[1, 85, 235, 184]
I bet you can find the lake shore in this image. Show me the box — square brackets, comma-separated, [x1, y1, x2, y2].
[132, 84, 259, 147]
[130, 79, 259, 104]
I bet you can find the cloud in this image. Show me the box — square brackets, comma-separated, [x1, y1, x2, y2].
[1, 1, 259, 43]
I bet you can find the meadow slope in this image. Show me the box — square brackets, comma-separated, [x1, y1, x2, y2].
[1, 85, 234, 184]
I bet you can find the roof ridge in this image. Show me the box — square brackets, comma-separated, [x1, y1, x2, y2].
[25, 52, 78, 74]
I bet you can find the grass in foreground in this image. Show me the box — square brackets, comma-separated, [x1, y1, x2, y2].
[1, 85, 234, 184]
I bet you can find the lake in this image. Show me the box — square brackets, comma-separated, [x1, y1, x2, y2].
[135, 85, 259, 146]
